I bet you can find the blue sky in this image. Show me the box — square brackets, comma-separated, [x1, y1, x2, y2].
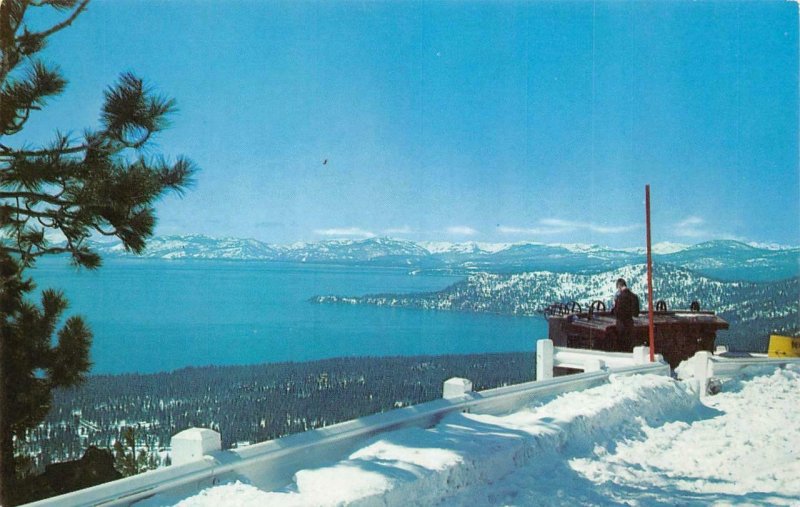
[20, 0, 800, 247]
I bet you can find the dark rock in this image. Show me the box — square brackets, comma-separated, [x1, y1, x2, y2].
[42, 446, 122, 495]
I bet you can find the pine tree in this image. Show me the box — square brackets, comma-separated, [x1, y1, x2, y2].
[0, 1, 195, 503]
[111, 426, 158, 477]
[112, 427, 135, 478]
[147, 450, 161, 470]
[136, 448, 148, 473]
[0, 254, 94, 504]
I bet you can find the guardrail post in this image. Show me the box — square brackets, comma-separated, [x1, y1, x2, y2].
[693, 351, 712, 397]
[443, 377, 473, 399]
[633, 346, 649, 364]
[171, 428, 221, 466]
[583, 358, 605, 372]
[537, 339, 554, 380]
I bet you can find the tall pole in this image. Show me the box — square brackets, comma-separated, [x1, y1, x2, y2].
[645, 185, 655, 362]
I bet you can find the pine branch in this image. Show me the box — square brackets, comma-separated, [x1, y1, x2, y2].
[0, 60, 67, 135]
[92, 224, 118, 236]
[50, 315, 92, 387]
[1, 2, 30, 83]
[1, 245, 71, 257]
[1, 205, 82, 229]
[101, 73, 176, 148]
[0, 192, 70, 206]
[0, 142, 88, 158]
[19, 0, 89, 41]
[28, 1, 81, 10]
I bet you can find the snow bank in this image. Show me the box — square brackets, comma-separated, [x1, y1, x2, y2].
[143, 366, 799, 506]
[569, 364, 800, 506]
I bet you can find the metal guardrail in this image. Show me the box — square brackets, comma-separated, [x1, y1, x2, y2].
[537, 339, 666, 379]
[679, 350, 800, 396]
[554, 348, 649, 370]
[709, 355, 800, 377]
[26, 355, 669, 507]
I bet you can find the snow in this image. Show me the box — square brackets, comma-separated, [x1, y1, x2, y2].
[621, 242, 690, 255]
[419, 241, 512, 254]
[141, 364, 800, 506]
[746, 241, 799, 251]
[568, 365, 800, 505]
[554, 242, 607, 253]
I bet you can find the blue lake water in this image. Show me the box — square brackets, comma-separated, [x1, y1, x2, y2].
[30, 259, 548, 374]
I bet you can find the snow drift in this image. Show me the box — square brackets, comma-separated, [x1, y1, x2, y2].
[141, 364, 800, 506]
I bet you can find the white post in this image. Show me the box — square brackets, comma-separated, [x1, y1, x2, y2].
[583, 358, 605, 372]
[537, 339, 554, 380]
[443, 377, 473, 399]
[633, 346, 649, 364]
[693, 351, 712, 397]
[171, 428, 221, 466]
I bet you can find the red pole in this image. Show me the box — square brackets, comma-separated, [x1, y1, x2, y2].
[645, 185, 655, 362]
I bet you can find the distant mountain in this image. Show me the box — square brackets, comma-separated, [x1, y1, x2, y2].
[476, 243, 640, 273]
[622, 242, 689, 255]
[93, 236, 440, 267]
[312, 264, 799, 352]
[96, 234, 280, 260]
[417, 241, 509, 255]
[91, 235, 800, 282]
[275, 237, 433, 266]
[659, 240, 800, 281]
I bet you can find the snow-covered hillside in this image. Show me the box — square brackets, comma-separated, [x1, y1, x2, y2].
[313, 263, 799, 351]
[146, 365, 800, 506]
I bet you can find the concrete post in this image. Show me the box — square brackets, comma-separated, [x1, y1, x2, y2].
[443, 377, 473, 399]
[693, 351, 712, 397]
[171, 428, 221, 466]
[536, 339, 554, 380]
[583, 358, 605, 372]
[633, 346, 649, 364]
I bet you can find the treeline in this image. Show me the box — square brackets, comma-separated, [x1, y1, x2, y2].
[17, 352, 534, 470]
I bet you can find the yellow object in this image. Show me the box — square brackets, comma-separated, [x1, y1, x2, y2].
[768, 335, 800, 358]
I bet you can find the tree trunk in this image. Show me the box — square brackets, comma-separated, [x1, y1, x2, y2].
[0, 327, 14, 506]
[0, 432, 15, 507]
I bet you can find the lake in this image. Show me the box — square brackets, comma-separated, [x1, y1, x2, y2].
[29, 258, 548, 374]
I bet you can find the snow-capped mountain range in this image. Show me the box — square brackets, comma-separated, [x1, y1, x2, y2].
[92, 234, 800, 282]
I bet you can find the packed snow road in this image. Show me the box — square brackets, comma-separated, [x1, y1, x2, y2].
[147, 365, 800, 506]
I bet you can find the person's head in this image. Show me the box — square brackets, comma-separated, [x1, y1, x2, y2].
[616, 278, 627, 291]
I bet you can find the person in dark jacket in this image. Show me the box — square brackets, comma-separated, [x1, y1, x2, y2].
[612, 278, 640, 350]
